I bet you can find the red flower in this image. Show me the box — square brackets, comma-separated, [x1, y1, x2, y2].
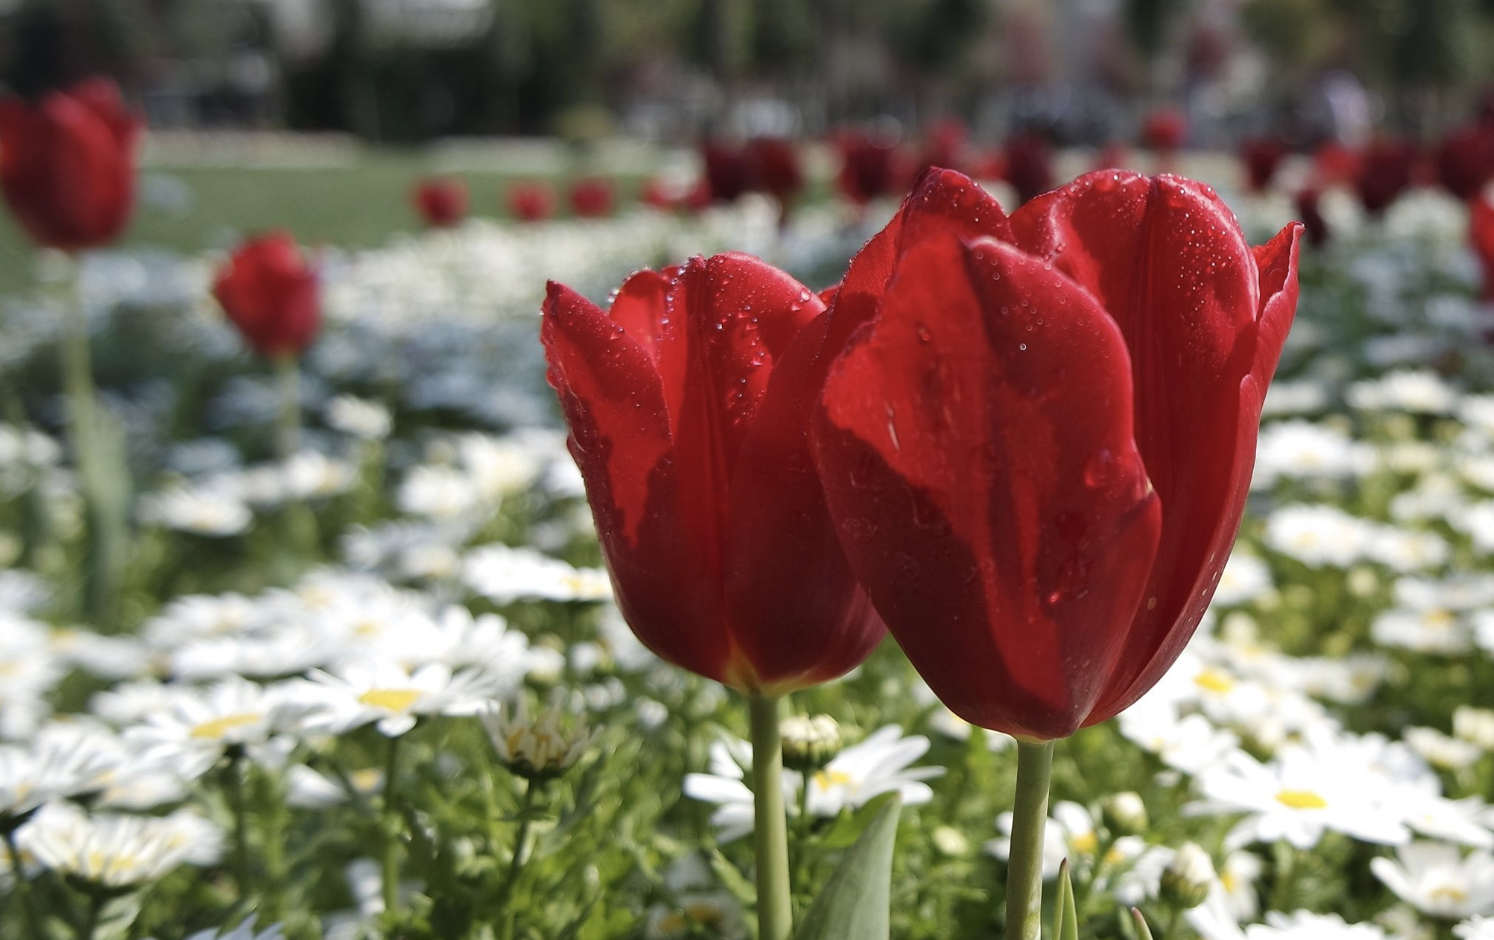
[1240, 136, 1287, 193]
[570, 177, 615, 218]
[744, 137, 805, 214]
[213, 233, 320, 359]
[412, 177, 468, 228]
[811, 169, 1301, 740]
[1141, 107, 1187, 153]
[700, 140, 752, 204]
[1353, 139, 1417, 216]
[1002, 132, 1055, 206]
[1295, 187, 1330, 248]
[835, 130, 910, 206]
[1435, 126, 1494, 202]
[541, 254, 885, 692]
[0, 77, 141, 252]
[507, 181, 556, 222]
[1472, 193, 1494, 300]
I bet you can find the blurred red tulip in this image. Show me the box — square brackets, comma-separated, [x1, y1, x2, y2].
[1240, 137, 1287, 193]
[1295, 187, 1330, 248]
[411, 177, 468, 228]
[811, 169, 1301, 739]
[0, 77, 141, 252]
[541, 256, 885, 692]
[1141, 107, 1187, 153]
[1472, 193, 1494, 300]
[569, 177, 615, 218]
[1354, 139, 1417, 216]
[1002, 132, 1056, 206]
[745, 137, 805, 219]
[700, 140, 753, 204]
[1094, 140, 1133, 172]
[1313, 141, 1360, 187]
[507, 181, 556, 222]
[213, 232, 320, 359]
[835, 130, 909, 206]
[1435, 126, 1494, 202]
[916, 117, 972, 177]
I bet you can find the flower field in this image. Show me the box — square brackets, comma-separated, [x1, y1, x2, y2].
[2, 148, 1494, 940]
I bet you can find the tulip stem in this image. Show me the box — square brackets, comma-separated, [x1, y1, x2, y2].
[748, 693, 793, 940]
[273, 353, 301, 459]
[381, 732, 403, 918]
[59, 265, 128, 629]
[1004, 739, 1055, 940]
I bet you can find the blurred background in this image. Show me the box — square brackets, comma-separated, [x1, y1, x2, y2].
[7, 0, 1494, 148]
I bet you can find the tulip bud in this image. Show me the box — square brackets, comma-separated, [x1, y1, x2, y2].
[780, 715, 842, 772]
[1159, 842, 1215, 910]
[1099, 791, 1148, 836]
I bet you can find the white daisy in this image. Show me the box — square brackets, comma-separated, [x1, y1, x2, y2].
[17, 802, 224, 889]
[288, 661, 502, 737]
[1370, 842, 1494, 920]
[463, 544, 612, 604]
[124, 677, 296, 781]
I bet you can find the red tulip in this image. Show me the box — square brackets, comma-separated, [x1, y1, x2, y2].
[411, 177, 468, 228]
[569, 177, 615, 218]
[1002, 132, 1056, 206]
[700, 140, 752, 204]
[1094, 141, 1133, 172]
[541, 254, 886, 692]
[1295, 187, 1330, 248]
[1312, 141, 1360, 187]
[641, 177, 681, 212]
[1141, 107, 1187, 153]
[1240, 137, 1287, 193]
[1472, 193, 1494, 300]
[213, 233, 320, 359]
[745, 137, 805, 217]
[0, 77, 141, 252]
[1435, 126, 1494, 202]
[811, 169, 1301, 740]
[915, 118, 972, 177]
[508, 181, 556, 222]
[1353, 139, 1417, 216]
[835, 130, 909, 206]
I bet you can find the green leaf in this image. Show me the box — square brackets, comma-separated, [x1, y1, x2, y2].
[1061, 860, 1079, 940]
[791, 795, 902, 940]
[1131, 907, 1156, 940]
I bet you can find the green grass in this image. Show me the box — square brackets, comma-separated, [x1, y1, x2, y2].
[0, 149, 648, 294]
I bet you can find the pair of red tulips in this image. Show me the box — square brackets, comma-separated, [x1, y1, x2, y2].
[545, 167, 1302, 742]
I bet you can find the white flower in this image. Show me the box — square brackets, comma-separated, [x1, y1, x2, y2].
[684, 726, 940, 841]
[1373, 607, 1473, 655]
[1251, 420, 1370, 489]
[481, 695, 599, 780]
[138, 485, 253, 537]
[325, 394, 391, 440]
[1244, 911, 1388, 939]
[1188, 742, 1411, 850]
[463, 544, 612, 603]
[46, 627, 149, 680]
[1117, 703, 1241, 777]
[1346, 369, 1458, 414]
[1455, 707, 1494, 751]
[1406, 726, 1484, 771]
[124, 677, 295, 781]
[17, 803, 223, 889]
[1211, 552, 1275, 608]
[280, 450, 358, 501]
[288, 661, 502, 737]
[1263, 504, 1376, 567]
[398, 464, 483, 520]
[1456, 916, 1494, 939]
[179, 922, 284, 940]
[1370, 842, 1494, 919]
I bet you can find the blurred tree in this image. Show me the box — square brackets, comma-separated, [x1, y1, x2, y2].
[1123, 0, 1191, 90]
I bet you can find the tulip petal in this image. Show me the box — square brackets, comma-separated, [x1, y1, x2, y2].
[1011, 172, 1271, 723]
[540, 282, 731, 681]
[814, 233, 1161, 739]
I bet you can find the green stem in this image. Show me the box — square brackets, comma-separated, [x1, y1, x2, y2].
[260, 768, 287, 922]
[225, 751, 252, 903]
[273, 353, 301, 459]
[1162, 908, 1182, 940]
[79, 889, 105, 940]
[500, 778, 538, 940]
[1004, 740, 1055, 940]
[60, 268, 127, 628]
[381, 733, 404, 917]
[4, 828, 39, 938]
[749, 693, 792, 940]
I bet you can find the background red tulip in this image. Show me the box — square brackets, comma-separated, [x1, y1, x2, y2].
[1471, 193, 1494, 299]
[1295, 187, 1330, 247]
[1435, 126, 1494, 202]
[812, 170, 1301, 740]
[569, 177, 615, 218]
[1141, 107, 1187, 153]
[0, 77, 141, 252]
[700, 139, 752, 204]
[213, 232, 321, 359]
[508, 181, 556, 222]
[1353, 139, 1417, 215]
[744, 137, 805, 219]
[1002, 131, 1056, 206]
[411, 176, 468, 228]
[834, 129, 909, 206]
[1241, 136, 1287, 193]
[541, 254, 885, 693]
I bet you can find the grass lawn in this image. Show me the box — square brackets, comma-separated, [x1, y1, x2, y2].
[0, 144, 652, 294]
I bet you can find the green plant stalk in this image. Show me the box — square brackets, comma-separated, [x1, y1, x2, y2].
[1004, 739, 1055, 940]
[225, 751, 252, 903]
[79, 888, 105, 940]
[749, 693, 793, 940]
[273, 353, 301, 459]
[60, 271, 128, 628]
[4, 827, 39, 938]
[260, 768, 287, 922]
[381, 733, 404, 917]
[500, 778, 539, 940]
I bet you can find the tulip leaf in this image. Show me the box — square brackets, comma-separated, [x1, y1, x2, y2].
[1131, 907, 1156, 940]
[791, 795, 902, 940]
[1054, 858, 1080, 940]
